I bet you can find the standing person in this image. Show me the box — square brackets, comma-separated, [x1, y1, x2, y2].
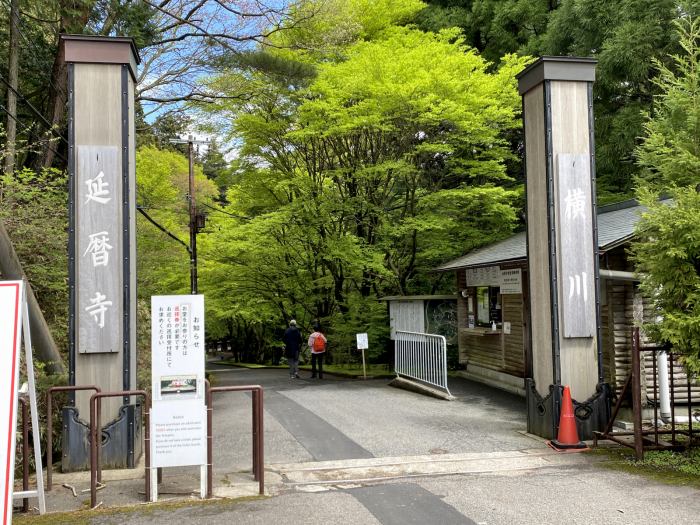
[308, 326, 327, 379]
[283, 319, 302, 379]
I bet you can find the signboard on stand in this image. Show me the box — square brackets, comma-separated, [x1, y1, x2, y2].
[1, 281, 46, 522]
[150, 295, 206, 501]
[356, 333, 368, 380]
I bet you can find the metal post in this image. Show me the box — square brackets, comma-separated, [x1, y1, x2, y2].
[46, 385, 100, 491]
[652, 348, 658, 446]
[206, 380, 213, 499]
[631, 328, 643, 460]
[257, 388, 264, 495]
[670, 351, 676, 443]
[20, 397, 29, 512]
[208, 385, 265, 496]
[252, 389, 258, 480]
[90, 390, 148, 508]
[188, 138, 197, 295]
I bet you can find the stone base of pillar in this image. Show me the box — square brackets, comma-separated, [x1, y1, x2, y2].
[60, 403, 142, 472]
[526, 379, 611, 440]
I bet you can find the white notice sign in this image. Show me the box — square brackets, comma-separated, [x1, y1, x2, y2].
[1, 282, 22, 523]
[356, 333, 369, 350]
[151, 401, 207, 468]
[150, 295, 206, 480]
[500, 268, 522, 295]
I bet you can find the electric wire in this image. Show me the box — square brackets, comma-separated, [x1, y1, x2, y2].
[0, 0, 68, 101]
[0, 100, 68, 164]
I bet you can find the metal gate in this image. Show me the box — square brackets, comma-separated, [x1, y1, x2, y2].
[394, 331, 451, 396]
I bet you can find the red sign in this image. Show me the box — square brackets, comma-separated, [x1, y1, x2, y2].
[0, 281, 22, 525]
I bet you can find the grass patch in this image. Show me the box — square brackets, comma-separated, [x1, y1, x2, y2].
[14, 495, 267, 525]
[592, 445, 700, 488]
[214, 361, 394, 378]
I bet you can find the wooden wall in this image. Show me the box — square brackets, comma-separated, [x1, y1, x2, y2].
[456, 268, 526, 378]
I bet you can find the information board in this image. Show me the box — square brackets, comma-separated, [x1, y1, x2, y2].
[356, 333, 368, 350]
[150, 295, 206, 491]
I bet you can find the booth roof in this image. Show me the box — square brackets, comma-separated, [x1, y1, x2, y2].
[434, 199, 668, 272]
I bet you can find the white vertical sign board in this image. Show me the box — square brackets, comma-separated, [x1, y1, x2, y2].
[556, 154, 596, 338]
[150, 295, 206, 501]
[1, 281, 46, 522]
[0, 282, 22, 524]
[77, 146, 122, 353]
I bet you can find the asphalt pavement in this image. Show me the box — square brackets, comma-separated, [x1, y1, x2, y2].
[19, 365, 700, 524]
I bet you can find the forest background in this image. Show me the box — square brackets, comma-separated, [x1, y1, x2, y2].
[1, 0, 700, 377]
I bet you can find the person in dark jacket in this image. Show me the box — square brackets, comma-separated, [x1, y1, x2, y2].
[283, 319, 303, 379]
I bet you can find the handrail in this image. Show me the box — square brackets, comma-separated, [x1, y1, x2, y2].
[46, 385, 101, 490]
[89, 390, 150, 509]
[206, 384, 264, 497]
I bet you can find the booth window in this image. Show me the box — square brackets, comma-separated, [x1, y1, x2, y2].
[476, 286, 502, 326]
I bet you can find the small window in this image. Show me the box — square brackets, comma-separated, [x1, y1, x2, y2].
[476, 286, 502, 326]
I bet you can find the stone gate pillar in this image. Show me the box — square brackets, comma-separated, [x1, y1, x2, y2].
[61, 35, 140, 470]
[517, 57, 610, 439]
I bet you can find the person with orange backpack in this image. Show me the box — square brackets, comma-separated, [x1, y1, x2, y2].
[308, 325, 327, 379]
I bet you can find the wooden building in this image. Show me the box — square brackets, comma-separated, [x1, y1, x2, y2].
[434, 198, 698, 401]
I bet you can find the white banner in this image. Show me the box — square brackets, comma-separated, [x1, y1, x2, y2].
[1, 281, 23, 524]
[150, 295, 206, 471]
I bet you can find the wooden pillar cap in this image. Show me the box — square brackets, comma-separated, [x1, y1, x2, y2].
[517, 56, 596, 96]
[60, 35, 140, 80]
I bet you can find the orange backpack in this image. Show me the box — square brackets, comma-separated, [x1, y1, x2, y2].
[313, 333, 326, 352]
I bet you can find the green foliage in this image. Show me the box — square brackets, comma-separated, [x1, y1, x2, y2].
[195, 5, 527, 361]
[418, 0, 700, 198]
[638, 448, 700, 477]
[632, 15, 700, 374]
[136, 145, 218, 298]
[0, 168, 68, 350]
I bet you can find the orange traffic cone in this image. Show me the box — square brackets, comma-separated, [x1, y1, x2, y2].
[547, 386, 588, 452]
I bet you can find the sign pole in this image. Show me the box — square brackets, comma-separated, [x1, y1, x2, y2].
[356, 333, 369, 380]
[20, 286, 46, 514]
[362, 348, 367, 380]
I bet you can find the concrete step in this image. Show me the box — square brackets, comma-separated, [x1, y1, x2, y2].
[268, 447, 593, 486]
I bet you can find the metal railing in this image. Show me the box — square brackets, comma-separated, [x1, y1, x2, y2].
[206, 383, 264, 497]
[594, 327, 700, 460]
[89, 390, 150, 509]
[46, 385, 101, 490]
[46, 382, 264, 509]
[395, 331, 451, 396]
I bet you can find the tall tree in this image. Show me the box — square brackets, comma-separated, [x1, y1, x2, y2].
[196, 2, 527, 357]
[417, 0, 700, 201]
[632, 14, 700, 373]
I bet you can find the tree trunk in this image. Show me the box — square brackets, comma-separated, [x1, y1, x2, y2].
[0, 220, 65, 374]
[3, 0, 20, 176]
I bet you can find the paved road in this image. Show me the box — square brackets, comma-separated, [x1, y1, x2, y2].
[29, 366, 700, 524]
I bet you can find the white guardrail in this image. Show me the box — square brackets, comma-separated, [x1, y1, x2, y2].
[394, 331, 451, 396]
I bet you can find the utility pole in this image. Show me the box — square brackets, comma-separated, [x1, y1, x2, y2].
[4, 0, 20, 175]
[170, 135, 208, 294]
[188, 138, 197, 294]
